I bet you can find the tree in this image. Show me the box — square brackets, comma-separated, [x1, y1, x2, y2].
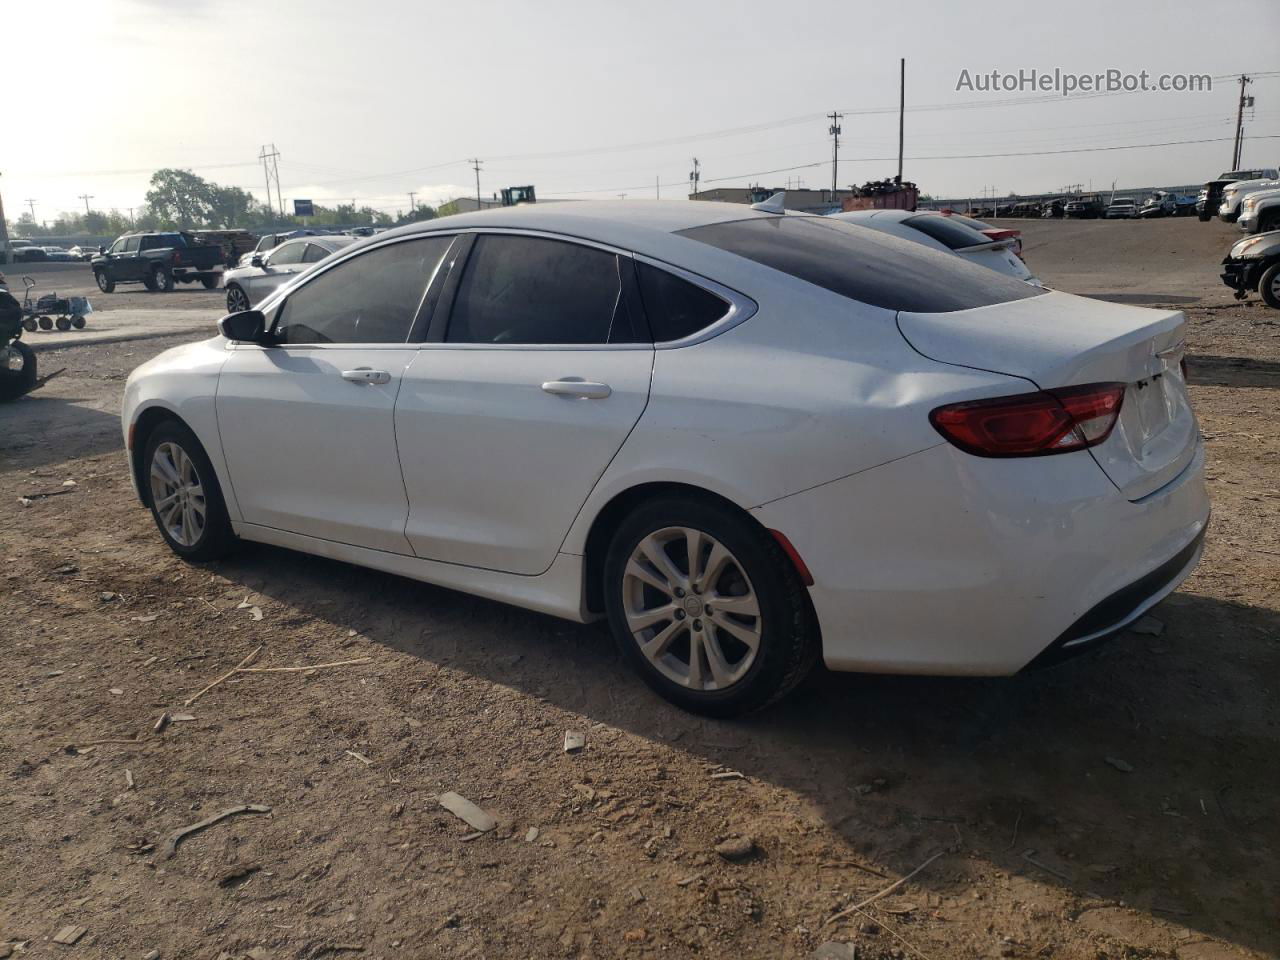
[145, 168, 216, 227]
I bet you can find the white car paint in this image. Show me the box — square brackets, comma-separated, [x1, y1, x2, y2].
[1219, 178, 1280, 221]
[1238, 186, 1280, 233]
[828, 209, 1038, 284]
[124, 200, 1207, 688]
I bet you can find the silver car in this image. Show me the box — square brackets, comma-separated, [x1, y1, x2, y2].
[223, 236, 356, 312]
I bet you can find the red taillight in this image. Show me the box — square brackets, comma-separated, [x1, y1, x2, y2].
[930, 382, 1125, 458]
[172, 251, 182, 265]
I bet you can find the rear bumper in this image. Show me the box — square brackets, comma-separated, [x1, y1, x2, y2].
[752, 440, 1209, 676]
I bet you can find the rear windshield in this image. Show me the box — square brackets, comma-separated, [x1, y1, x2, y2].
[141, 233, 185, 250]
[902, 214, 989, 250]
[677, 216, 1044, 313]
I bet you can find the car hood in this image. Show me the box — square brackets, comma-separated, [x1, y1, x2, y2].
[1227, 231, 1280, 260]
[1224, 178, 1280, 197]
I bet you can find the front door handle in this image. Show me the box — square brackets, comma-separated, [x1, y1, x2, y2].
[541, 379, 612, 399]
[342, 368, 391, 385]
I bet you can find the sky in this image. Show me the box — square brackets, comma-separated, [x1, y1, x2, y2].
[5, 0, 1280, 223]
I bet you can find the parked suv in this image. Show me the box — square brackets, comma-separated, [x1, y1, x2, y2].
[1064, 195, 1105, 219]
[92, 232, 225, 293]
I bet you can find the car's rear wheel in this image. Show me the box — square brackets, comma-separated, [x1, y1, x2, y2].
[148, 265, 174, 292]
[225, 284, 250, 313]
[604, 496, 817, 716]
[143, 420, 236, 561]
[1259, 262, 1280, 310]
[94, 271, 115, 293]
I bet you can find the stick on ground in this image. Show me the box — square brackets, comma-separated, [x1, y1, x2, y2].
[184, 645, 263, 706]
[157, 803, 272, 860]
[824, 851, 944, 926]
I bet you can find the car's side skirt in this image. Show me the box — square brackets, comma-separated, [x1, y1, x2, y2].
[233, 522, 593, 624]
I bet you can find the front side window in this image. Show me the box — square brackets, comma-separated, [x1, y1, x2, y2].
[274, 236, 451, 345]
[446, 234, 639, 345]
[267, 242, 308, 266]
[109, 238, 126, 254]
[123, 236, 141, 253]
[635, 261, 729, 342]
[679, 216, 1044, 313]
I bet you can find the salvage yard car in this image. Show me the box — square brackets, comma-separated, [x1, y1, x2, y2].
[1105, 198, 1139, 219]
[222, 235, 356, 312]
[1217, 176, 1280, 223]
[1221, 231, 1280, 308]
[92, 232, 224, 293]
[122, 201, 1208, 716]
[830, 209, 1039, 284]
[1236, 187, 1280, 235]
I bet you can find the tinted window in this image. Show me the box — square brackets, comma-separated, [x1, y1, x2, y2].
[636, 262, 729, 342]
[447, 235, 638, 344]
[679, 216, 1044, 313]
[141, 234, 183, 251]
[109, 238, 126, 254]
[123, 236, 141, 253]
[302, 243, 330, 263]
[275, 236, 451, 344]
[268, 242, 308, 266]
[903, 215, 989, 250]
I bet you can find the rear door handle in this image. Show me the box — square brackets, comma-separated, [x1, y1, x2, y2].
[342, 368, 391, 385]
[541, 379, 612, 399]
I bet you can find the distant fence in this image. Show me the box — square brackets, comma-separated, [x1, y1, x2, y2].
[921, 184, 1204, 211]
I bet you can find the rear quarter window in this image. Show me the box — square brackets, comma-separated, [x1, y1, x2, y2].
[677, 216, 1044, 313]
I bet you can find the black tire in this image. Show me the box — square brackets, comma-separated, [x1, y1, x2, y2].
[37, 315, 53, 330]
[150, 265, 174, 292]
[200, 275, 219, 290]
[21, 317, 37, 332]
[71, 314, 86, 329]
[94, 270, 115, 293]
[142, 420, 237, 561]
[603, 496, 818, 717]
[225, 284, 250, 313]
[0, 341, 37, 401]
[55, 316, 71, 331]
[1260, 262, 1280, 311]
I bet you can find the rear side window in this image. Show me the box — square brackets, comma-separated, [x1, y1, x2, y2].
[141, 234, 182, 251]
[635, 262, 729, 342]
[302, 243, 330, 264]
[275, 236, 451, 344]
[903, 215, 988, 250]
[679, 216, 1044, 313]
[446, 235, 639, 345]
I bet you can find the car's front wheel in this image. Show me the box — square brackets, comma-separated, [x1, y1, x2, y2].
[94, 270, 115, 293]
[225, 284, 250, 313]
[1259, 262, 1280, 310]
[143, 420, 236, 561]
[604, 496, 817, 716]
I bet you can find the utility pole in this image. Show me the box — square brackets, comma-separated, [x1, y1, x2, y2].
[78, 194, 94, 216]
[127, 207, 135, 226]
[689, 158, 700, 198]
[468, 159, 483, 210]
[408, 191, 417, 214]
[1231, 74, 1254, 170]
[655, 175, 660, 199]
[259, 144, 282, 219]
[896, 58, 906, 185]
[617, 193, 627, 201]
[25, 199, 36, 220]
[827, 111, 843, 197]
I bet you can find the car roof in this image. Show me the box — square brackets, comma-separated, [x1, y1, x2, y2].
[376, 200, 808, 251]
[827, 209, 915, 224]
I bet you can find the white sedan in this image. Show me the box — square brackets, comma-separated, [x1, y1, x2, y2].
[123, 201, 1207, 715]
[829, 209, 1040, 284]
[222, 235, 356, 312]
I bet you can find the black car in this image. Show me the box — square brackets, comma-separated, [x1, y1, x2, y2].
[1221, 231, 1280, 309]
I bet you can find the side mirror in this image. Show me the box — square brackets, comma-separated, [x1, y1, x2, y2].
[98, 245, 105, 254]
[218, 309, 269, 344]
[250, 255, 264, 268]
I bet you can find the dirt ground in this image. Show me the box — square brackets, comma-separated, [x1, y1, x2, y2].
[1, 218, 1277, 960]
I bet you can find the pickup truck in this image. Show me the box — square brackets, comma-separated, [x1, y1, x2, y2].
[91, 232, 224, 293]
[1238, 187, 1280, 234]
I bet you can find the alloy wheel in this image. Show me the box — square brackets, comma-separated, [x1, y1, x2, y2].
[149, 441, 206, 547]
[621, 526, 763, 691]
[227, 286, 249, 312]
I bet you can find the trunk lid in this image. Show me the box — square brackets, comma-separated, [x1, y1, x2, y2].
[898, 291, 1197, 500]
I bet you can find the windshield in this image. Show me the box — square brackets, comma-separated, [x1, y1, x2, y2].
[678, 216, 1043, 313]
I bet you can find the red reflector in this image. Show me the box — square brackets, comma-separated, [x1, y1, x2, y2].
[769, 529, 814, 586]
[930, 382, 1125, 458]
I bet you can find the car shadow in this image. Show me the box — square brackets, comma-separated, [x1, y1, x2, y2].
[0, 392, 125, 475]
[1187, 354, 1280, 389]
[225, 544, 1279, 957]
[1079, 293, 1202, 305]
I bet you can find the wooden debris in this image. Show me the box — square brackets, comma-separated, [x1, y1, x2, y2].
[824, 851, 944, 926]
[125, 769, 135, 790]
[153, 713, 171, 734]
[344, 750, 372, 766]
[131, 614, 159, 623]
[170, 713, 196, 723]
[157, 803, 272, 861]
[52, 925, 87, 945]
[183, 645, 263, 706]
[437, 792, 496, 832]
[710, 770, 745, 780]
[237, 658, 372, 674]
